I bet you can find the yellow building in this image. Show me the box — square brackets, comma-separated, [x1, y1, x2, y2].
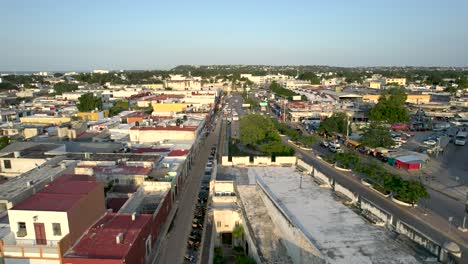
[369, 81, 382, 89]
[152, 103, 188, 114]
[20, 116, 71, 125]
[77, 110, 109, 121]
[385, 78, 407, 86]
[363, 94, 430, 104]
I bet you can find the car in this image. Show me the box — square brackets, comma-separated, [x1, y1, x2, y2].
[321, 141, 330, 148]
[329, 145, 343, 153]
[423, 139, 437, 145]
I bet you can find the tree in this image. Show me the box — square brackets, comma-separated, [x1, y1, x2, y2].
[0, 136, 9, 150]
[269, 81, 300, 99]
[369, 87, 409, 124]
[54, 82, 78, 95]
[239, 114, 277, 146]
[77, 93, 102, 112]
[360, 123, 394, 148]
[318, 112, 350, 136]
[109, 100, 129, 116]
[259, 141, 295, 156]
[298, 72, 320, 84]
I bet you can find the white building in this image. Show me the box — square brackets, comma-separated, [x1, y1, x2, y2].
[92, 70, 110, 74]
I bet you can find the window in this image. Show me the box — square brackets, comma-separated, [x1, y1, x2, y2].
[217, 221, 221, 228]
[235, 221, 239, 227]
[3, 160, 11, 169]
[17, 222, 27, 237]
[52, 223, 61, 236]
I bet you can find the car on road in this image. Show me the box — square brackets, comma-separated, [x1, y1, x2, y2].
[328, 142, 343, 153]
[423, 138, 437, 146]
[321, 141, 330, 148]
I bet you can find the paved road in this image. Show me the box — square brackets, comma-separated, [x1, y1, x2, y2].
[156, 116, 222, 264]
[283, 137, 468, 262]
[224, 93, 245, 139]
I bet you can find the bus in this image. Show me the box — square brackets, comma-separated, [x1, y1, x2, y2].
[454, 131, 468, 146]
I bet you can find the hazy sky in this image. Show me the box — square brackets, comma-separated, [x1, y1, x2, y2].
[1, 0, 467, 71]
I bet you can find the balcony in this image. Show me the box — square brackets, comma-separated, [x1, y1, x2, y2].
[0, 233, 72, 260]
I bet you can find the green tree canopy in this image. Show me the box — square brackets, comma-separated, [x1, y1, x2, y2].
[0, 136, 10, 150]
[298, 72, 321, 84]
[269, 81, 300, 99]
[318, 112, 350, 136]
[239, 114, 278, 146]
[360, 123, 394, 148]
[77, 93, 103, 112]
[369, 87, 409, 124]
[109, 100, 129, 116]
[54, 82, 78, 95]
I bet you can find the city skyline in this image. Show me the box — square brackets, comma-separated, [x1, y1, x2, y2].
[1, 0, 468, 71]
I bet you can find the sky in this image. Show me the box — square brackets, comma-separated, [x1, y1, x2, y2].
[1, 0, 467, 71]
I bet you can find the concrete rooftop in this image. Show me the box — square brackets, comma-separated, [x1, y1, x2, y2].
[248, 166, 425, 264]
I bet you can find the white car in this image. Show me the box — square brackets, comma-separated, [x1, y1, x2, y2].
[329, 144, 343, 153]
[423, 139, 437, 146]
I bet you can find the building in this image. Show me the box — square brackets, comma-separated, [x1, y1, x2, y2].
[76, 110, 109, 121]
[211, 168, 242, 247]
[236, 166, 426, 263]
[285, 80, 311, 89]
[141, 83, 164, 89]
[240, 74, 292, 85]
[0, 143, 65, 177]
[0, 156, 73, 217]
[92, 70, 109, 74]
[20, 115, 71, 125]
[151, 103, 189, 115]
[362, 94, 431, 104]
[130, 125, 201, 143]
[369, 81, 382, 89]
[76, 165, 152, 185]
[386, 78, 407, 86]
[0, 174, 105, 264]
[62, 213, 153, 264]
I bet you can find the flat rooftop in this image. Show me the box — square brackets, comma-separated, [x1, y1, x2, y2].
[0, 143, 64, 159]
[249, 166, 425, 264]
[79, 165, 152, 176]
[64, 213, 151, 260]
[64, 152, 161, 162]
[0, 157, 74, 203]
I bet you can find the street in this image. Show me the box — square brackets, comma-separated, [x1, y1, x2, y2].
[155, 115, 222, 264]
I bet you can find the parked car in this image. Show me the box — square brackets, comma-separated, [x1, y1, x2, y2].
[321, 141, 330, 148]
[423, 138, 437, 146]
[329, 143, 343, 153]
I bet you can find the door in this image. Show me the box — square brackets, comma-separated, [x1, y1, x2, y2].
[34, 223, 47, 245]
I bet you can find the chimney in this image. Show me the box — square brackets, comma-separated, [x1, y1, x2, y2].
[13, 151, 21, 158]
[131, 213, 137, 221]
[116, 233, 123, 244]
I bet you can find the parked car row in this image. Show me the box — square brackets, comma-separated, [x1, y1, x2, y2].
[184, 145, 217, 263]
[321, 140, 344, 153]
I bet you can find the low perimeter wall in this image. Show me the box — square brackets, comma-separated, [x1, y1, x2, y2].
[221, 156, 297, 167]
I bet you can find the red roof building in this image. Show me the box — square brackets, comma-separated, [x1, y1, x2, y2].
[2, 174, 106, 263]
[62, 213, 154, 264]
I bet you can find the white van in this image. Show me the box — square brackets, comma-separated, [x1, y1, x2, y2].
[455, 131, 468, 146]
